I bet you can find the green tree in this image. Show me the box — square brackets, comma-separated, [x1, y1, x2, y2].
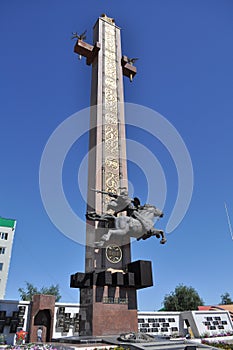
[163, 284, 204, 311]
[220, 292, 233, 305]
[18, 282, 61, 302]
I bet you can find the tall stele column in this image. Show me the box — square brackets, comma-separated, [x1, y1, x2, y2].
[86, 14, 129, 272]
[70, 14, 152, 337]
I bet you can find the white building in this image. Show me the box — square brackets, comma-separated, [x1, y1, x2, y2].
[0, 299, 30, 345]
[180, 310, 233, 338]
[0, 217, 16, 299]
[138, 310, 233, 338]
[0, 298, 233, 345]
[53, 302, 80, 339]
[138, 311, 180, 336]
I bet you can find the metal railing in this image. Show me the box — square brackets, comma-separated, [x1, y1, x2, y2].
[102, 297, 128, 304]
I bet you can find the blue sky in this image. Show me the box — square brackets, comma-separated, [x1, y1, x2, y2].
[1, 0, 233, 311]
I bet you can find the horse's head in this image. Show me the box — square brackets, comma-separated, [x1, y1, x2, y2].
[142, 204, 164, 218]
[153, 206, 164, 218]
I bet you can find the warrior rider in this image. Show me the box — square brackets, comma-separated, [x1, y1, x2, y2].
[107, 187, 134, 215]
[87, 187, 141, 220]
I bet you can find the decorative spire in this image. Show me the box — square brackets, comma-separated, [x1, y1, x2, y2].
[101, 13, 115, 24]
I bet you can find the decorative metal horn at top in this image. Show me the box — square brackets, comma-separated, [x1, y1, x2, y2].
[71, 30, 87, 41]
[127, 57, 139, 66]
[71, 30, 87, 60]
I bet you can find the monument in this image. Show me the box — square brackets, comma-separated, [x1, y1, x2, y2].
[70, 14, 166, 337]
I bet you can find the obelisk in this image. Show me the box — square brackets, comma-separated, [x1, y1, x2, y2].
[85, 14, 130, 272]
[71, 14, 152, 337]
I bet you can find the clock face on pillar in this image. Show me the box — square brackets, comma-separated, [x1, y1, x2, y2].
[105, 244, 122, 264]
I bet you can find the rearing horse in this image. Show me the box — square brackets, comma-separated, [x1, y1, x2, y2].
[88, 204, 166, 247]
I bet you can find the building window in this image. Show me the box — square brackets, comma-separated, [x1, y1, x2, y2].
[140, 328, 147, 333]
[152, 327, 159, 332]
[0, 248, 5, 254]
[153, 323, 160, 327]
[142, 323, 149, 327]
[0, 233, 8, 240]
[138, 318, 145, 323]
[210, 326, 216, 330]
[161, 327, 168, 332]
[162, 322, 170, 327]
[0, 263, 3, 271]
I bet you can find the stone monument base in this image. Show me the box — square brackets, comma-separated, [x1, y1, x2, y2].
[55, 333, 200, 350]
[71, 260, 153, 336]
